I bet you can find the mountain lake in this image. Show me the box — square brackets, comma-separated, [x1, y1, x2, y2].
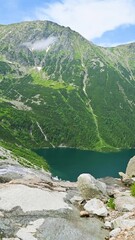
[35, 148, 135, 181]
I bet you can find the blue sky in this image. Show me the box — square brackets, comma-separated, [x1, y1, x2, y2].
[0, 0, 135, 47]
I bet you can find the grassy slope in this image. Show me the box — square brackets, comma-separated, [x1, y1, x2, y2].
[0, 141, 49, 171]
[0, 21, 135, 155]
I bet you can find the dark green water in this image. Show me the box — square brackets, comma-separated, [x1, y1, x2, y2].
[35, 148, 135, 181]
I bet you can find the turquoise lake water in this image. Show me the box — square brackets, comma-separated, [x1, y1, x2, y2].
[35, 148, 135, 181]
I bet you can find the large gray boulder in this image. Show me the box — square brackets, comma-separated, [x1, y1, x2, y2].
[126, 156, 135, 177]
[77, 173, 107, 199]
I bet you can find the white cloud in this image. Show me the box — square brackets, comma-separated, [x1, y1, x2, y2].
[95, 40, 135, 47]
[23, 37, 57, 51]
[34, 0, 135, 40]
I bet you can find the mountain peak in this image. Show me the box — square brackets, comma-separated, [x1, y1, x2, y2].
[0, 20, 135, 151]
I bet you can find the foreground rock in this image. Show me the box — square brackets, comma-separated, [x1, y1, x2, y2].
[2, 159, 135, 240]
[0, 163, 108, 240]
[77, 173, 107, 199]
[0, 158, 52, 183]
[0, 184, 70, 212]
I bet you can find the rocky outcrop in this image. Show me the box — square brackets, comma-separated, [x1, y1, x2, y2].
[1, 158, 135, 240]
[76, 172, 135, 238]
[0, 162, 108, 240]
[77, 173, 107, 199]
[126, 156, 135, 177]
[104, 186, 135, 240]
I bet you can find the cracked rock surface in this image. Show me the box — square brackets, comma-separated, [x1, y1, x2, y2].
[0, 161, 108, 240]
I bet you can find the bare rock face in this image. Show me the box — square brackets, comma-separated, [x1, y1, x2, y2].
[0, 184, 70, 212]
[0, 164, 109, 240]
[77, 173, 107, 199]
[126, 156, 135, 177]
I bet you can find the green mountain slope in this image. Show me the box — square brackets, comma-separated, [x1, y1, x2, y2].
[0, 21, 135, 152]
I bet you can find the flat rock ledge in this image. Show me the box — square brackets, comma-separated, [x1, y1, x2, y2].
[0, 161, 108, 240]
